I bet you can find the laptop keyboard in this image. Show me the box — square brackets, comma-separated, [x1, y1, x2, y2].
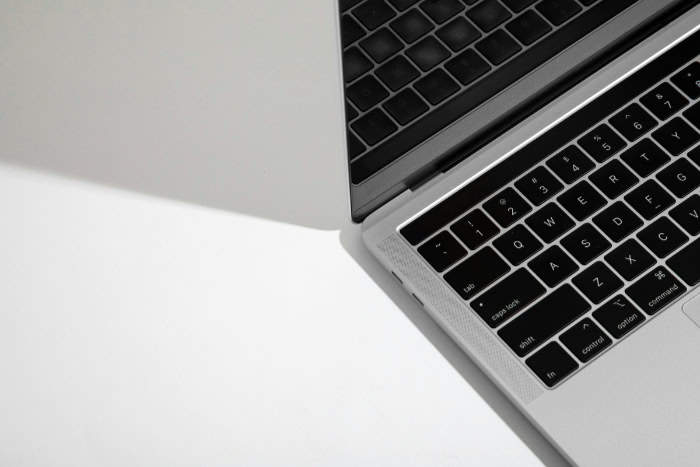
[400, 29, 700, 388]
[341, 0, 643, 183]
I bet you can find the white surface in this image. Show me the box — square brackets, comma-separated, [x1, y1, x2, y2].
[0, 1, 566, 465]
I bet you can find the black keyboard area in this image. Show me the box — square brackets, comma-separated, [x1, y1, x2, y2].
[400, 28, 700, 388]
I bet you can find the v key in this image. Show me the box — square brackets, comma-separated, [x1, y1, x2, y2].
[670, 194, 700, 235]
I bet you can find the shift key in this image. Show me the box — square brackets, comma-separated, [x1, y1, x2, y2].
[470, 269, 546, 328]
[498, 284, 591, 357]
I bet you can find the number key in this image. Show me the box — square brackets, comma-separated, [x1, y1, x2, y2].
[609, 103, 657, 142]
[640, 82, 689, 120]
[546, 145, 595, 184]
[578, 124, 627, 163]
[670, 62, 700, 100]
[515, 166, 564, 206]
[483, 187, 532, 228]
[451, 209, 500, 250]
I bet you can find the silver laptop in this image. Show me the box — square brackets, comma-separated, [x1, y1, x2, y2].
[337, 0, 700, 464]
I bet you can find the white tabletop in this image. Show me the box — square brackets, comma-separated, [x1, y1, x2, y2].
[0, 2, 567, 465]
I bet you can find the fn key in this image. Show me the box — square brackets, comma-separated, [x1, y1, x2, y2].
[526, 342, 578, 388]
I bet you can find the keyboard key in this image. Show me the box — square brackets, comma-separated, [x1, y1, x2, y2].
[341, 15, 366, 47]
[683, 102, 700, 130]
[437, 16, 481, 51]
[387, 0, 421, 11]
[546, 145, 595, 184]
[444, 247, 510, 299]
[352, 108, 398, 145]
[560, 318, 611, 363]
[353, 0, 397, 30]
[476, 29, 521, 66]
[593, 202, 643, 242]
[528, 245, 579, 287]
[499, 284, 590, 357]
[467, 0, 512, 32]
[418, 230, 467, 272]
[656, 157, 700, 197]
[609, 103, 658, 142]
[484, 187, 532, 228]
[637, 216, 688, 258]
[376, 55, 420, 91]
[668, 238, 700, 286]
[494, 224, 543, 265]
[589, 159, 639, 199]
[445, 48, 491, 85]
[525, 203, 575, 243]
[670, 194, 700, 235]
[526, 342, 579, 387]
[651, 117, 699, 156]
[501, 0, 537, 13]
[670, 62, 700, 99]
[593, 295, 645, 339]
[604, 239, 655, 281]
[470, 268, 546, 327]
[625, 180, 674, 221]
[347, 132, 366, 159]
[390, 9, 434, 44]
[536, 0, 582, 26]
[406, 36, 451, 71]
[505, 10, 552, 46]
[578, 124, 627, 163]
[451, 209, 500, 249]
[626, 266, 687, 315]
[420, 0, 465, 24]
[558, 181, 607, 221]
[640, 82, 689, 121]
[515, 166, 564, 206]
[414, 68, 460, 104]
[562, 223, 611, 265]
[690, 146, 700, 168]
[341, 0, 364, 12]
[347, 75, 389, 111]
[346, 103, 359, 121]
[383, 88, 429, 125]
[343, 47, 373, 83]
[572, 262, 623, 304]
[360, 28, 404, 63]
[620, 138, 670, 177]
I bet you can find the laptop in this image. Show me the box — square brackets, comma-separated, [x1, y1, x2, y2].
[336, 0, 700, 464]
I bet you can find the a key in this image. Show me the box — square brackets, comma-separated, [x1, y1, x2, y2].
[383, 89, 429, 125]
[347, 75, 390, 111]
[505, 10, 552, 46]
[593, 295, 645, 339]
[451, 209, 500, 249]
[515, 166, 564, 206]
[406, 36, 451, 71]
[387, 0, 421, 11]
[637, 216, 688, 258]
[524, 203, 575, 243]
[690, 146, 700, 168]
[620, 138, 670, 177]
[341, 15, 366, 47]
[528, 245, 579, 288]
[437, 16, 481, 51]
[684, 102, 700, 131]
[560, 318, 611, 363]
[668, 238, 700, 286]
[526, 342, 579, 388]
[572, 262, 623, 304]
[593, 201, 643, 242]
[470, 269, 546, 328]
[390, 9, 434, 43]
[558, 181, 607, 221]
[604, 239, 655, 281]
[578, 124, 627, 163]
[561, 223, 612, 265]
[419, 0, 465, 24]
[353, 0, 397, 30]
[651, 117, 699, 156]
[467, 0, 512, 32]
[626, 266, 687, 315]
[656, 157, 700, 197]
[417, 230, 467, 272]
[501, 0, 537, 12]
[360, 28, 404, 63]
[414, 68, 460, 104]
[347, 133, 365, 159]
[609, 103, 658, 142]
[624, 180, 674, 220]
[484, 187, 532, 228]
[669, 194, 700, 235]
[445, 49, 491, 85]
[589, 159, 639, 199]
[535, 0, 582, 26]
[493, 224, 543, 265]
[475, 29, 521, 66]
[546, 145, 595, 184]
[640, 82, 689, 120]
[444, 247, 510, 300]
[670, 62, 700, 99]
[343, 47, 373, 83]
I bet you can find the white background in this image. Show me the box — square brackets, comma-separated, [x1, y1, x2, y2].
[0, 1, 567, 465]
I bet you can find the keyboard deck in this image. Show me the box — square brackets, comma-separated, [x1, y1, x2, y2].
[400, 28, 700, 388]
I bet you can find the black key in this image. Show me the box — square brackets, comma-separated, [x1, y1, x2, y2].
[417, 230, 467, 272]
[651, 117, 699, 156]
[499, 284, 590, 357]
[670, 62, 700, 100]
[347, 75, 389, 111]
[451, 209, 500, 249]
[560, 318, 611, 363]
[668, 238, 700, 286]
[515, 166, 564, 206]
[470, 269, 546, 327]
[578, 0, 598, 5]
[383, 89, 429, 125]
[604, 239, 655, 281]
[593, 295, 645, 339]
[387, 0, 421, 11]
[343, 47, 373, 83]
[526, 342, 578, 388]
[637, 216, 688, 258]
[578, 124, 627, 163]
[625, 180, 674, 221]
[505, 10, 552, 46]
[347, 132, 366, 159]
[360, 28, 404, 63]
[445, 48, 491, 85]
[420, 0, 465, 24]
[670, 194, 700, 235]
[546, 145, 595, 184]
[475, 30, 521, 66]
[558, 181, 607, 221]
[406, 36, 451, 71]
[609, 103, 658, 142]
[493, 224, 543, 265]
[640, 82, 689, 121]
[593, 202, 643, 242]
[501, 0, 537, 12]
[626, 266, 687, 315]
[561, 223, 611, 265]
[353, 0, 397, 30]
[341, 15, 366, 47]
[572, 261, 623, 304]
[352, 108, 398, 145]
[414, 68, 460, 104]
[341, 0, 364, 12]
[437, 16, 481, 51]
[528, 245, 579, 288]
[376, 56, 420, 91]
[536, 0, 581, 26]
[684, 102, 700, 131]
[484, 187, 532, 228]
[620, 138, 670, 178]
[466, 0, 512, 32]
[346, 103, 359, 121]
[444, 247, 510, 299]
[525, 203, 575, 243]
[691, 146, 700, 168]
[390, 9, 434, 44]
[656, 157, 700, 197]
[589, 159, 639, 200]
